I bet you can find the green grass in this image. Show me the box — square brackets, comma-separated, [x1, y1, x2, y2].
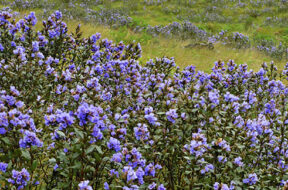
[2, 0, 287, 72]
[106, 0, 288, 41]
[66, 20, 285, 72]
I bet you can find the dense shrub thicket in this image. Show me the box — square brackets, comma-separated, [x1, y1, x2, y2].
[2, 10, 288, 190]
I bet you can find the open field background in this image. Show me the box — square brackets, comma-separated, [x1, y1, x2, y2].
[1, 0, 288, 71]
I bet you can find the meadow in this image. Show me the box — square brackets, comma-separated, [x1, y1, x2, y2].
[1, 0, 288, 71]
[0, 0, 288, 190]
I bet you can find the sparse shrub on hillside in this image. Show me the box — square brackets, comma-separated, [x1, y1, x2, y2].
[256, 39, 288, 60]
[2, 0, 288, 60]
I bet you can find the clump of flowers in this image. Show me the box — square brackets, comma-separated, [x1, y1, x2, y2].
[78, 180, 93, 190]
[8, 168, 30, 189]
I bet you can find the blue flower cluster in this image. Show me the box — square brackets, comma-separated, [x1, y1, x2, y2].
[257, 40, 288, 60]
[8, 168, 30, 189]
[78, 180, 93, 190]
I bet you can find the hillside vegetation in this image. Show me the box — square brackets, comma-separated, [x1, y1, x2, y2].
[1, 0, 288, 70]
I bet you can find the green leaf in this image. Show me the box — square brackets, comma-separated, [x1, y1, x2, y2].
[74, 128, 84, 139]
[59, 172, 69, 178]
[86, 145, 96, 155]
[49, 158, 56, 163]
[21, 150, 31, 160]
[70, 162, 81, 169]
[117, 119, 125, 123]
[95, 146, 103, 154]
[1, 137, 10, 145]
[184, 156, 191, 160]
[56, 131, 66, 138]
[32, 160, 38, 171]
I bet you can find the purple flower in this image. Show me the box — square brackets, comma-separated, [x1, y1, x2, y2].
[224, 92, 239, 102]
[10, 86, 20, 96]
[90, 33, 101, 43]
[8, 168, 30, 189]
[78, 180, 92, 190]
[111, 152, 122, 163]
[104, 182, 109, 190]
[13, 46, 26, 61]
[123, 166, 137, 182]
[148, 182, 157, 189]
[214, 182, 230, 190]
[145, 163, 156, 177]
[32, 41, 39, 52]
[123, 185, 139, 190]
[92, 126, 103, 140]
[200, 164, 214, 174]
[55, 110, 75, 130]
[136, 167, 145, 184]
[184, 130, 208, 157]
[37, 52, 44, 59]
[0, 162, 8, 172]
[145, 113, 159, 126]
[166, 109, 178, 123]
[144, 107, 153, 115]
[218, 156, 227, 163]
[25, 12, 37, 26]
[54, 11, 62, 20]
[11, 41, 16, 47]
[243, 173, 258, 185]
[0, 43, 4, 51]
[15, 101, 24, 108]
[234, 157, 243, 167]
[134, 123, 150, 140]
[53, 164, 58, 171]
[107, 137, 121, 152]
[0, 127, 6, 135]
[19, 130, 43, 148]
[157, 184, 166, 190]
[110, 169, 119, 178]
[209, 90, 220, 106]
[0, 112, 9, 129]
[213, 139, 231, 152]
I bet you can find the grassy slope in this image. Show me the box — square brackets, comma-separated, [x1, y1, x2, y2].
[67, 21, 285, 72]
[55, 0, 288, 71]
[1, 1, 287, 72]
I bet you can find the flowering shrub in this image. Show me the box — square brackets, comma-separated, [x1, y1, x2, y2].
[216, 31, 251, 49]
[86, 8, 132, 28]
[2, 9, 288, 189]
[144, 21, 208, 42]
[256, 40, 288, 60]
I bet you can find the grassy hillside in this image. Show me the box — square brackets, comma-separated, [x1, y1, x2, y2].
[1, 0, 287, 71]
[67, 21, 276, 72]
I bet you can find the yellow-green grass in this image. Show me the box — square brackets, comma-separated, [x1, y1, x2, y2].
[66, 20, 286, 72]
[4, 9, 287, 72]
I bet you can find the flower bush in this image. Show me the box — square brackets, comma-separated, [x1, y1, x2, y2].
[257, 40, 288, 60]
[1, 9, 288, 189]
